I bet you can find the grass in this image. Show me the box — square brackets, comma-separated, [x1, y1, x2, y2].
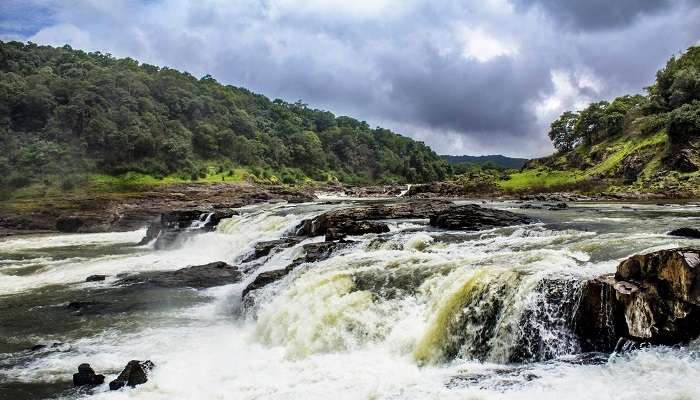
[498, 130, 669, 192]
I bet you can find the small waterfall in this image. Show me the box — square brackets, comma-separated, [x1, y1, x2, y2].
[397, 184, 412, 197]
[188, 212, 215, 230]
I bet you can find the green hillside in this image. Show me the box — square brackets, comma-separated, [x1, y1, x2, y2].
[0, 41, 450, 197]
[500, 46, 700, 196]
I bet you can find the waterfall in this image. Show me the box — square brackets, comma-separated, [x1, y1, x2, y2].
[398, 184, 412, 197]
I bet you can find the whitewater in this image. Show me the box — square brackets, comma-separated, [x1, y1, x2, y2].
[1, 200, 700, 400]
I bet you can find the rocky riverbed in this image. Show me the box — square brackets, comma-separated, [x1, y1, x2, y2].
[1, 198, 700, 399]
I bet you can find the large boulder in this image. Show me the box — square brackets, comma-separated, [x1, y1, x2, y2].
[73, 363, 105, 386]
[116, 261, 242, 289]
[297, 200, 453, 237]
[325, 221, 389, 241]
[140, 209, 237, 248]
[669, 227, 700, 239]
[242, 237, 303, 262]
[429, 204, 531, 230]
[576, 248, 700, 349]
[109, 360, 154, 390]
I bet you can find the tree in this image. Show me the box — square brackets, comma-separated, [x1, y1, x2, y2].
[548, 111, 579, 152]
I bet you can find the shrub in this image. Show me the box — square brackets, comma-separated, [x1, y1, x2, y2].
[667, 101, 700, 144]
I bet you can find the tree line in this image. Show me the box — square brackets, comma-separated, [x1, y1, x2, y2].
[548, 46, 700, 153]
[0, 41, 451, 189]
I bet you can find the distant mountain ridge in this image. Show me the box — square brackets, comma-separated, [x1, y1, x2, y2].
[441, 154, 528, 169]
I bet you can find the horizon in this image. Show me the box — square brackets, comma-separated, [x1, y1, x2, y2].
[2, 0, 699, 158]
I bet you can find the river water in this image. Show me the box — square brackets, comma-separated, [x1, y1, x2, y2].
[1, 200, 700, 399]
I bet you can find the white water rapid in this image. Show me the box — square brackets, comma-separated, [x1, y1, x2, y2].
[1, 200, 700, 399]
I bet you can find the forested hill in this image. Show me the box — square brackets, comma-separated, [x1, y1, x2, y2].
[502, 45, 700, 196]
[441, 154, 528, 169]
[0, 41, 450, 192]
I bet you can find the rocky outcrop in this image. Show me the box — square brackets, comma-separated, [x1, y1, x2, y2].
[109, 360, 154, 390]
[669, 227, 700, 239]
[297, 200, 453, 237]
[140, 209, 237, 248]
[86, 274, 107, 282]
[576, 248, 700, 350]
[429, 204, 531, 230]
[73, 363, 105, 386]
[241, 241, 355, 300]
[116, 261, 241, 289]
[242, 238, 303, 262]
[325, 221, 389, 241]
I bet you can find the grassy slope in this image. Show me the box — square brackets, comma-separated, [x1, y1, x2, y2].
[498, 130, 672, 192]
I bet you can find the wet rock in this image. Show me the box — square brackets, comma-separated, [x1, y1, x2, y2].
[242, 269, 291, 298]
[546, 202, 568, 210]
[669, 227, 700, 239]
[575, 275, 627, 352]
[56, 217, 85, 233]
[73, 363, 105, 386]
[429, 204, 531, 230]
[577, 248, 700, 348]
[324, 221, 389, 241]
[519, 203, 542, 210]
[86, 274, 107, 282]
[241, 241, 354, 300]
[141, 209, 238, 249]
[297, 200, 453, 236]
[116, 261, 242, 289]
[243, 238, 303, 262]
[109, 360, 154, 390]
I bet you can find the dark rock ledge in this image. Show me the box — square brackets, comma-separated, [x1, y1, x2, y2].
[576, 247, 700, 351]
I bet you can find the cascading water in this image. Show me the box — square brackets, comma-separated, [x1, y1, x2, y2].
[1, 200, 700, 399]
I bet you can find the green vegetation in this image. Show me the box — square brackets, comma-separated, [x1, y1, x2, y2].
[508, 46, 700, 195]
[0, 41, 450, 197]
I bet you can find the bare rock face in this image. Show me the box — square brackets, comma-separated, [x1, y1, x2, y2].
[109, 360, 154, 390]
[577, 248, 700, 349]
[429, 204, 531, 230]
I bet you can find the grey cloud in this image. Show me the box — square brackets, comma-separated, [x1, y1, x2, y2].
[2, 0, 700, 157]
[512, 0, 673, 31]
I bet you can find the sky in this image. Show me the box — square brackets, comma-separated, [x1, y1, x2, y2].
[1, 0, 699, 157]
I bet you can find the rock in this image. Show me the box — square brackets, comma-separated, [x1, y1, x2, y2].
[73, 363, 105, 386]
[666, 148, 699, 173]
[109, 360, 154, 390]
[86, 274, 107, 282]
[324, 221, 389, 241]
[243, 238, 303, 262]
[56, 217, 84, 233]
[116, 261, 242, 289]
[519, 203, 542, 210]
[429, 204, 531, 230]
[241, 241, 354, 300]
[577, 248, 700, 349]
[242, 269, 291, 298]
[669, 227, 700, 239]
[297, 200, 453, 237]
[546, 202, 568, 210]
[141, 209, 238, 249]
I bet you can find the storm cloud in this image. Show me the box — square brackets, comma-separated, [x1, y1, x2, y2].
[1, 0, 699, 157]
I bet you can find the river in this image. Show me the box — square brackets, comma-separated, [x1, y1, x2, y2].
[1, 199, 699, 399]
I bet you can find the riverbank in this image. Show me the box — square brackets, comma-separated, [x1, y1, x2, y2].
[2, 180, 699, 237]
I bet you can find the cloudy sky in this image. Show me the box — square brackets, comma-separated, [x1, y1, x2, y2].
[2, 0, 699, 157]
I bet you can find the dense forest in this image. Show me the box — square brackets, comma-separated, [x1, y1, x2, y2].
[0, 41, 451, 191]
